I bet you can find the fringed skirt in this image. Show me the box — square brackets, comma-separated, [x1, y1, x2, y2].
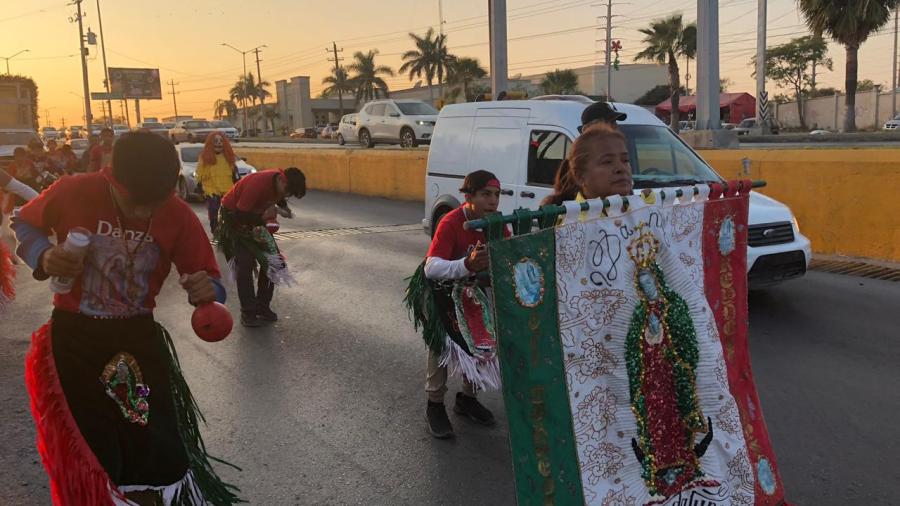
[214, 208, 294, 287]
[25, 310, 241, 505]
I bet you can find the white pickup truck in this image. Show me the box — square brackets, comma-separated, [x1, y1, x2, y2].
[422, 100, 811, 288]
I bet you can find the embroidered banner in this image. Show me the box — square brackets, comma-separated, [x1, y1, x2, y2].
[488, 183, 787, 506]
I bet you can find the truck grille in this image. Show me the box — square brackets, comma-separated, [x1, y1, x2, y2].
[748, 221, 794, 247]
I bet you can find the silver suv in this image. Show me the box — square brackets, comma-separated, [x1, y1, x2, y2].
[356, 99, 438, 148]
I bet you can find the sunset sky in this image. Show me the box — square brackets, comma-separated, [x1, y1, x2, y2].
[2, 0, 896, 127]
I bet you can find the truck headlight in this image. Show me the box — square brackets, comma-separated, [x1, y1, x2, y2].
[792, 216, 800, 233]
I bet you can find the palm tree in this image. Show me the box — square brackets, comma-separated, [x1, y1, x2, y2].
[251, 75, 272, 134]
[446, 57, 487, 102]
[798, 0, 899, 132]
[634, 14, 697, 131]
[213, 99, 238, 121]
[432, 32, 455, 99]
[348, 50, 394, 105]
[322, 66, 354, 117]
[229, 74, 253, 133]
[400, 29, 439, 105]
[540, 69, 580, 95]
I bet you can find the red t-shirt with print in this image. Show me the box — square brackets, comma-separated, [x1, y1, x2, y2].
[221, 169, 285, 215]
[426, 206, 510, 261]
[16, 172, 220, 317]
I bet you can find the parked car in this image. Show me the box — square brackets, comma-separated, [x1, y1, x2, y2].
[68, 126, 85, 139]
[67, 138, 91, 158]
[336, 114, 358, 145]
[423, 99, 811, 288]
[734, 117, 780, 135]
[356, 99, 438, 148]
[721, 122, 737, 130]
[883, 114, 900, 131]
[320, 124, 338, 139]
[678, 120, 695, 131]
[136, 122, 170, 138]
[112, 124, 130, 138]
[169, 119, 217, 144]
[174, 143, 256, 201]
[289, 127, 317, 139]
[0, 128, 41, 170]
[41, 126, 59, 141]
[211, 120, 240, 141]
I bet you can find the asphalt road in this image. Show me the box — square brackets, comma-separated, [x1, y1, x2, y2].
[1, 191, 898, 505]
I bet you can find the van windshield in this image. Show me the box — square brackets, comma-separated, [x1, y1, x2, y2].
[617, 125, 723, 189]
[397, 102, 438, 116]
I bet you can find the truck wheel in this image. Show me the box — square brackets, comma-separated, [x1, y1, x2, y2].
[337, 134, 345, 146]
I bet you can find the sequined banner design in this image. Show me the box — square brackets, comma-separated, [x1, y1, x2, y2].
[487, 183, 787, 506]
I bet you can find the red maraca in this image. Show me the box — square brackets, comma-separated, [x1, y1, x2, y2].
[191, 302, 233, 342]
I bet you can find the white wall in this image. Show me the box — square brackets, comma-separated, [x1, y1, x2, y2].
[775, 88, 900, 131]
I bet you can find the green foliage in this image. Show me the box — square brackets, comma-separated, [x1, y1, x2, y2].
[540, 69, 579, 95]
[347, 50, 395, 104]
[446, 57, 487, 102]
[634, 84, 684, 105]
[634, 15, 696, 130]
[751, 35, 831, 127]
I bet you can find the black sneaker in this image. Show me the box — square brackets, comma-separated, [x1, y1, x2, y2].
[426, 401, 454, 439]
[257, 306, 278, 323]
[453, 392, 496, 426]
[241, 312, 264, 328]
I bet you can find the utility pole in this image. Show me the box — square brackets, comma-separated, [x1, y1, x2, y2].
[892, 6, 898, 119]
[121, 99, 129, 127]
[72, 0, 94, 134]
[135, 99, 141, 125]
[605, 0, 612, 100]
[439, 0, 445, 36]
[328, 42, 346, 118]
[488, 0, 508, 99]
[167, 80, 179, 120]
[253, 46, 266, 134]
[45, 109, 53, 127]
[696, 0, 721, 131]
[755, 0, 770, 134]
[685, 55, 692, 95]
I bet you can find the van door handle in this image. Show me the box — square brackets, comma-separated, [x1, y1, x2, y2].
[520, 191, 536, 199]
[500, 189, 514, 196]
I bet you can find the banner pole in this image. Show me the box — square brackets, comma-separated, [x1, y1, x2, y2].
[464, 180, 766, 231]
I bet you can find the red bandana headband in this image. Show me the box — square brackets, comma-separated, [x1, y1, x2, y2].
[486, 178, 501, 189]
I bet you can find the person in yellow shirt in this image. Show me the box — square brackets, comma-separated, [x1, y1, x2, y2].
[196, 132, 238, 233]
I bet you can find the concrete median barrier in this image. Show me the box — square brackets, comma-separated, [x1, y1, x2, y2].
[238, 146, 900, 262]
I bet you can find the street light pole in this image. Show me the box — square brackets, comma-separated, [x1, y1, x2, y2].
[695, 0, 721, 131]
[755, 0, 770, 134]
[2, 49, 30, 75]
[69, 91, 86, 125]
[221, 43, 266, 134]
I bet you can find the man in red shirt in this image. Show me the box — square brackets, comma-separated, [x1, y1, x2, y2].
[410, 170, 509, 439]
[89, 127, 115, 173]
[12, 131, 240, 505]
[217, 167, 306, 327]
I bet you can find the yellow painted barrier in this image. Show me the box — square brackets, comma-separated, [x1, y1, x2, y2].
[698, 148, 900, 263]
[236, 148, 426, 201]
[237, 146, 900, 262]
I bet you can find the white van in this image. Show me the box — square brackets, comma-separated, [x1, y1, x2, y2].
[423, 100, 811, 287]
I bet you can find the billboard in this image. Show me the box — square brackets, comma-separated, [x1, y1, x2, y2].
[108, 67, 162, 99]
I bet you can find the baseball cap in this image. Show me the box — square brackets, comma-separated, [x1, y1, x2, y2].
[579, 102, 627, 132]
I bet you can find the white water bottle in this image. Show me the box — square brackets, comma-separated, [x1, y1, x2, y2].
[49, 227, 91, 294]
